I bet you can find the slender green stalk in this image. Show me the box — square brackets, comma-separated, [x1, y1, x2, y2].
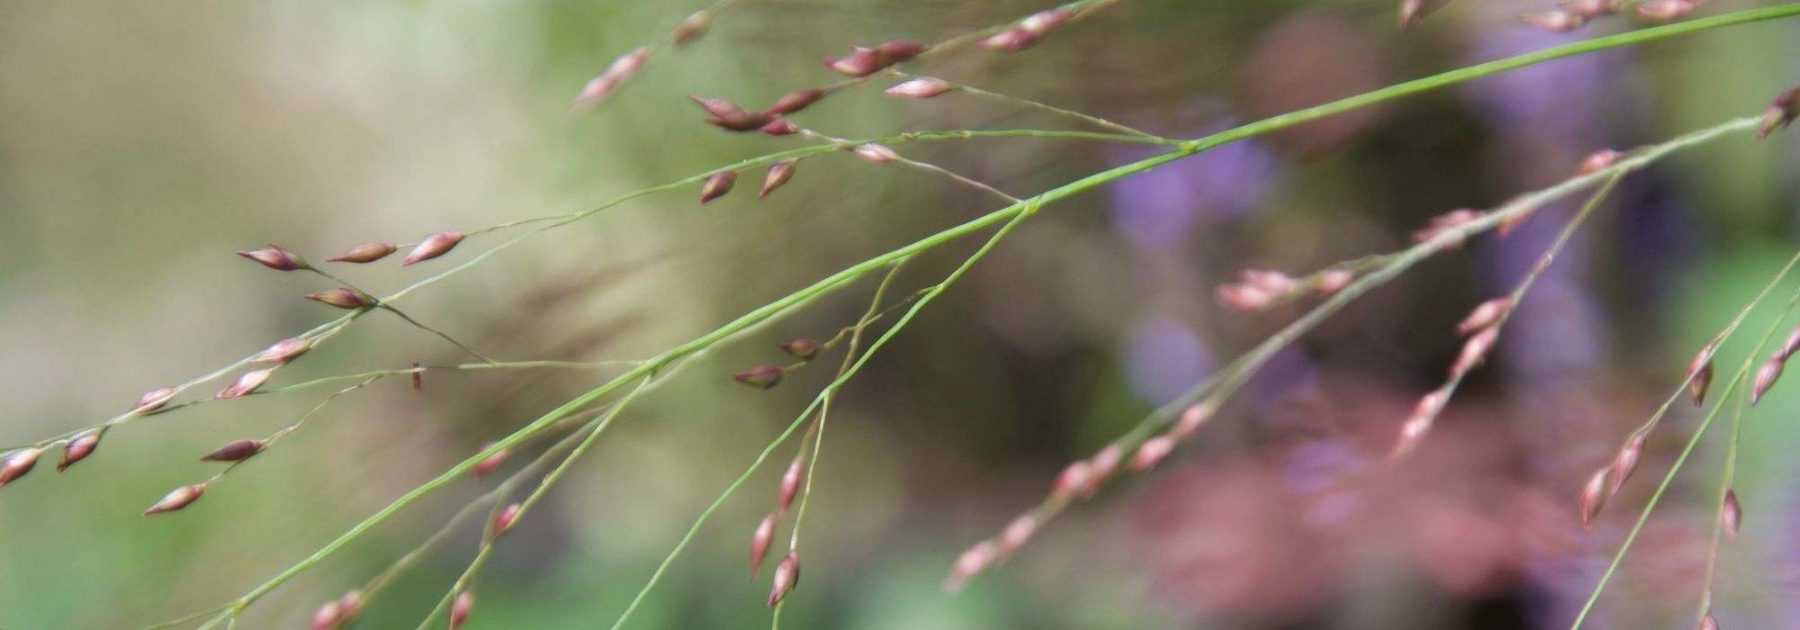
[1569, 283, 1800, 629]
[1695, 390, 1748, 624]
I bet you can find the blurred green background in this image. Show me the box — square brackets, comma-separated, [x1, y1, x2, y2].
[2, 1, 1799, 628]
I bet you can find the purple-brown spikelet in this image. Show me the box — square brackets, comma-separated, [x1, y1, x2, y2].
[944, 541, 997, 593]
[1217, 283, 1273, 312]
[0, 448, 41, 487]
[145, 483, 206, 515]
[778, 337, 818, 360]
[1019, 8, 1072, 35]
[885, 78, 953, 99]
[672, 11, 709, 45]
[449, 591, 475, 630]
[237, 245, 308, 271]
[759, 118, 799, 136]
[700, 172, 738, 203]
[826, 47, 884, 77]
[981, 28, 1039, 52]
[403, 231, 464, 266]
[1086, 445, 1123, 491]
[1699, 611, 1719, 630]
[750, 513, 777, 577]
[1521, 9, 1585, 32]
[1170, 403, 1213, 440]
[472, 446, 510, 478]
[759, 162, 795, 198]
[1722, 489, 1742, 538]
[768, 553, 800, 607]
[1397, 0, 1455, 27]
[1578, 467, 1608, 528]
[1130, 436, 1175, 471]
[216, 367, 276, 400]
[1391, 390, 1448, 458]
[734, 365, 784, 390]
[1688, 342, 1717, 405]
[201, 439, 264, 462]
[1456, 298, 1511, 336]
[573, 48, 649, 110]
[306, 287, 375, 310]
[310, 600, 342, 630]
[338, 591, 364, 622]
[1636, 0, 1698, 21]
[412, 361, 424, 391]
[875, 40, 923, 63]
[1450, 327, 1499, 379]
[493, 502, 522, 536]
[252, 337, 310, 364]
[999, 515, 1038, 553]
[58, 431, 101, 472]
[135, 386, 178, 414]
[1751, 356, 1785, 405]
[1762, 86, 1800, 139]
[1782, 326, 1800, 361]
[778, 459, 804, 511]
[765, 89, 825, 116]
[1050, 460, 1092, 502]
[1316, 269, 1356, 294]
[1414, 208, 1482, 246]
[852, 143, 899, 164]
[1565, 0, 1621, 18]
[1606, 433, 1645, 497]
[327, 242, 398, 263]
[1577, 149, 1622, 176]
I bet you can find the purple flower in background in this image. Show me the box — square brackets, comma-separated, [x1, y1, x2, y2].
[1107, 133, 1277, 252]
[1124, 314, 1215, 404]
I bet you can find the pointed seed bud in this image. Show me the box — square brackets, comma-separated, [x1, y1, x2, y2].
[759, 118, 799, 136]
[1764, 87, 1800, 139]
[700, 172, 738, 204]
[734, 365, 784, 390]
[1086, 445, 1123, 491]
[403, 231, 464, 266]
[999, 515, 1038, 553]
[449, 591, 474, 630]
[327, 242, 398, 263]
[472, 446, 510, 478]
[1216, 283, 1273, 312]
[412, 361, 424, 391]
[1450, 327, 1500, 379]
[875, 40, 924, 64]
[885, 78, 953, 99]
[1782, 326, 1800, 361]
[690, 96, 747, 119]
[216, 368, 276, 400]
[1607, 433, 1645, 497]
[778, 459, 805, 511]
[493, 502, 522, 536]
[750, 513, 777, 577]
[944, 541, 998, 593]
[1050, 460, 1092, 501]
[1751, 357, 1785, 405]
[1521, 9, 1585, 32]
[1019, 9, 1073, 35]
[252, 337, 310, 363]
[765, 89, 825, 116]
[672, 11, 710, 44]
[1636, 0, 1698, 21]
[1456, 298, 1512, 336]
[201, 439, 265, 462]
[1170, 402, 1214, 440]
[1316, 269, 1356, 294]
[145, 483, 206, 515]
[1688, 342, 1717, 406]
[1565, 0, 1620, 18]
[310, 600, 342, 630]
[135, 386, 177, 414]
[1722, 488, 1741, 538]
[1130, 436, 1176, 471]
[305, 287, 375, 310]
[0, 448, 41, 487]
[1699, 611, 1718, 630]
[852, 143, 899, 164]
[237, 245, 308, 271]
[982, 28, 1039, 51]
[1398, 0, 1455, 27]
[338, 590, 365, 622]
[1579, 467, 1608, 528]
[778, 337, 818, 360]
[59, 432, 101, 472]
[1577, 149, 1621, 176]
[826, 47, 883, 77]
[767, 552, 800, 607]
